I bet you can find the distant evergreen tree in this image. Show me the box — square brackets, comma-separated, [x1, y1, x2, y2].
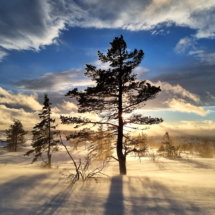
[25, 94, 59, 168]
[4, 119, 27, 152]
[157, 132, 181, 158]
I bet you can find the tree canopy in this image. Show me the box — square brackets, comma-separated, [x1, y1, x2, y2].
[61, 35, 163, 175]
[25, 94, 59, 168]
[4, 119, 26, 152]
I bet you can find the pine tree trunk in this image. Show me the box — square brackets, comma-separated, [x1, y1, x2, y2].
[117, 102, 126, 175]
[48, 110, 51, 168]
[117, 52, 127, 175]
[119, 156, 126, 175]
[117, 121, 127, 175]
[48, 154, 51, 168]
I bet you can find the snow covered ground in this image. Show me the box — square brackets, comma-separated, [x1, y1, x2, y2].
[0, 138, 215, 215]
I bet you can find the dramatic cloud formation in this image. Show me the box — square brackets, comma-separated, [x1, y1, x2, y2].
[135, 81, 212, 116]
[1, 0, 215, 61]
[153, 81, 200, 103]
[0, 87, 100, 130]
[15, 68, 209, 116]
[0, 0, 65, 52]
[15, 69, 94, 92]
[151, 64, 215, 106]
[0, 87, 42, 110]
[164, 98, 212, 116]
[0, 105, 39, 130]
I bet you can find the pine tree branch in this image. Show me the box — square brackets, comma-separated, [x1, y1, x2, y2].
[61, 116, 118, 128]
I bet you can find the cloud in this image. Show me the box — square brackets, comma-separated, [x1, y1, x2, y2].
[149, 81, 200, 103]
[1, 0, 215, 57]
[15, 69, 95, 92]
[145, 120, 215, 136]
[0, 103, 65, 130]
[0, 104, 39, 130]
[0, 87, 42, 110]
[206, 91, 215, 100]
[65, 0, 215, 39]
[174, 37, 196, 53]
[0, 87, 100, 130]
[151, 64, 215, 106]
[189, 50, 215, 65]
[130, 80, 206, 117]
[60, 100, 78, 111]
[52, 106, 61, 113]
[94, 60, 111, 70]
[0, 50, 8, 62]
[0, 0, 67, 52]
[164, 98, 212, 116]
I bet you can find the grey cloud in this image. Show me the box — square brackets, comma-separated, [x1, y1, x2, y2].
[150, 64, 215, 106]
[190, 6, 215, 39]
[0, 49, 7, 62]
[15, 69, 94, 92]
[1, 0, 215, 62]
[189, 50, 215, 65]
[0, 0, 66, 53]
[174, 37, 196, 54]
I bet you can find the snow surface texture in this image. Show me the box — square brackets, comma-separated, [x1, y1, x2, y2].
[0, 138, 215, 215]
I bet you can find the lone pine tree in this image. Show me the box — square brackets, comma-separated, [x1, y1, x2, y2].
[61, 35, 163, 175]
[25, 94, 59, 168]
[5, 119, 27, 152]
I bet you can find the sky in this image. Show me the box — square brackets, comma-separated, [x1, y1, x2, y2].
[0, 0, 215, 136]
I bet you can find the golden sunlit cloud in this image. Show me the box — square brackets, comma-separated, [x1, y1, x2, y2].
[0, 87, 42, 110]
[165, 98, 212, 116]
[0, 104, 39, 130]
[152, 81, 200, 103]
[60, 100, 78, 111]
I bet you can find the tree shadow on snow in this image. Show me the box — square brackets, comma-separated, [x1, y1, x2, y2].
[0, 173, 72, 215]
[127, 177, 201, 215]
[176, 158, 215, 169]
[105, 176, 124, 215]
[0, 174, 56, 215]
[36, 184, 73, 215]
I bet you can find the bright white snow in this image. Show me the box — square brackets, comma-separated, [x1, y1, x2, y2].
[0, 138, 215, 215]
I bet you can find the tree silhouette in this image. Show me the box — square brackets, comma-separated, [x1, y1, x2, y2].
[25, 94, 59, 168]
[157, 132, 181, 158]
[4, 119, 27, 152]
[61, 35, 163, 175]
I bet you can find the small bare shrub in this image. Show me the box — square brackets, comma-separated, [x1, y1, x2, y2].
[60, 135, 109, 185]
